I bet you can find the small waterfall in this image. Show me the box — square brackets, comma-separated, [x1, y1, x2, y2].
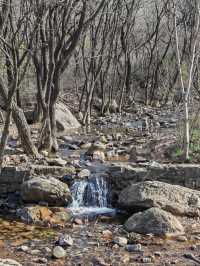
[69, 176, 115, 216]
[70, 181, 88, 209]
[70, 176, 110, 208]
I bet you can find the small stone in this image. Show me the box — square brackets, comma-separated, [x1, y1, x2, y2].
[44, 247, 51, 253]
[74, 218, 83, 225]
[78, 169, 90, 178]
[141, 257, 152, 263]
[154, 251, 162, 257]
[122, 254, 130, 264]
[18, 245, 29, 252]
[40, 150, 48, 157]
[29, 249, 41, 255]
[113, 237, 128, 247]
[47, 157, 66, 167]
[190, 245, 197, 251]
[99, 136, 107, 143]
[80, 142, 92, 149]
[91, 257, 109, 266]
[126, 244, 142, 252]
[112, 244, 119, 250]
[128, 232, 142, 244]
[93, 150, 105, 161]
[102, 230, 113, 238]
[176, 236, 188, 242]
[33, 257, 48, 264]
[52, 246, 66, 259]
[58, 234, 73, 247]
[194, 236, 200, 240]
[106, 135, 113, 141]
[114, 133, 122, 141]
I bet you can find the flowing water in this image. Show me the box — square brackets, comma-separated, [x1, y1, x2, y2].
[69, 176, 116, 218]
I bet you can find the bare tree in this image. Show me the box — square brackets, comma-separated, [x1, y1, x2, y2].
[173, 0, 200, 160]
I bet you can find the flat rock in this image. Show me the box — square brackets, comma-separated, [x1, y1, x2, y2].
[124, 207, 184, 236]
[0, 259, 22, 266]
[21, 176, 72, 206]
[119, 181, 200, 216]
[47, 158, 66, 167]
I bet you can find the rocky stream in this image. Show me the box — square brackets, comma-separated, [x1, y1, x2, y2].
[1, 106, 200, 265]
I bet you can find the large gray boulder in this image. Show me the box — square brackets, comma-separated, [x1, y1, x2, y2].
[55, 102, 81, 133]
[124, 207, 184, 236]
[21, 176, 72, 206]
[119, 181, 200, 217]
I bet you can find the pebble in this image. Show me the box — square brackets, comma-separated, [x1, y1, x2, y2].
[154, 251, 162, 257]
[113, 236, 128, 247]
[112, 244, 120, 250]
[29, 249, 41, 255]
[58, 234, 74, 247]
[74, 218, 83, 225]
[102, 230, 113, 238]
[99, 136, 107, 143]
[126, 244, 142, 252]
[141, 257, 153, 263]
[93, 150, 105, 161]
[80, 142, 92, 149]
[18, 245, 29, 252]
[52, 246, 66, 259]
[44, 247, 51, 253]
[176, 236, 188, 242]
[191, 245, 197, 250]
[33, 257, 48, 264]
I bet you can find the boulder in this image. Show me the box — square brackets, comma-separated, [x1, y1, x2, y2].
[21, 176, 72, 206]
[124, 208, 184, 236]
[55, 102, 81, 133]
[119, 181, 200, 217]
[17, 206, 72, 224]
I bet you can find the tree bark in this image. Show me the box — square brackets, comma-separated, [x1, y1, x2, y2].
[0, 81, 38, 157]
[12, 103, 39, 156]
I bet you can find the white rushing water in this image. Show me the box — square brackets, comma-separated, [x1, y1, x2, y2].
[69, 176, 116, 217]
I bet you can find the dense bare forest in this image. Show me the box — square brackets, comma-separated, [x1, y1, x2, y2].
[0, 1, 200, 265]
[0, 0, 199, 158]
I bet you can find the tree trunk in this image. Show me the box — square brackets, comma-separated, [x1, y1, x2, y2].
[0, 108, 12, 167]
[38, 113, 52, 152]
[12, 103, 39, 157]
[49, 102, 58, 152]
[184, 94, 190, 160]
[0, 81, 38, 157]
